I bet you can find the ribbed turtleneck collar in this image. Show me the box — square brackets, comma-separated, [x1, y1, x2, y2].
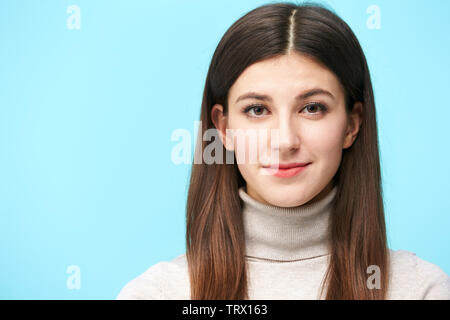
[238, 185, 338, 262]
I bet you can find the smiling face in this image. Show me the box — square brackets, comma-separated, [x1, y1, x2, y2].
[211, 51, 362, 207]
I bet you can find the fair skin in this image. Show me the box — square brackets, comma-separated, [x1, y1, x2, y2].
[211, 51, 363, 207]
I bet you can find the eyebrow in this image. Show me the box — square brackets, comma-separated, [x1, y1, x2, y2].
[235, 88, 335, 104]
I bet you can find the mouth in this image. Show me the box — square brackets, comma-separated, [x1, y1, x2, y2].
[262, 162, 311, 169]
[261, 162, 312, 178]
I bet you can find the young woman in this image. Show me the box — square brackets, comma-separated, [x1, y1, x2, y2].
[117, 2, 450, 300]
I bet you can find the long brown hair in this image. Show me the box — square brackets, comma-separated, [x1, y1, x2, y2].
[186, 2, 389, 300]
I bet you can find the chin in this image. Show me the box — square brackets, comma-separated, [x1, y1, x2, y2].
[263, 190, 311, 208]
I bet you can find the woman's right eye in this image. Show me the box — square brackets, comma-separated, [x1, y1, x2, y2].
[242, 105, 269, 118]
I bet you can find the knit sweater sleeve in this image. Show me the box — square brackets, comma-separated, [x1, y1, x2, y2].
[389, 249, 450, 300]
[415, 255, 450, 300]
[116, 262, 168, 300]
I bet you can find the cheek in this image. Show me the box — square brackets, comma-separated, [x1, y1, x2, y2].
[303, 119, 347, 164]
[232, 132, 268, 166]
[228, 119, 270, 165]
[236, 162, 254, 186]
[308, 128, 343, 154]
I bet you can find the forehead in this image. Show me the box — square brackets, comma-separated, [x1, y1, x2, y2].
[229, 52, 344, 101]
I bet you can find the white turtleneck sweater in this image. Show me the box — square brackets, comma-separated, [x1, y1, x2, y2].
[116, 185, 450, 299]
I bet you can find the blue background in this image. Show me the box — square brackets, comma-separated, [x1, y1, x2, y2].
[1, 0, 449, 299]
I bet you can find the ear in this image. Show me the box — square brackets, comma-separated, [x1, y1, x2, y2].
[211, 104, 234, 151]
[343, 102, 363, 150]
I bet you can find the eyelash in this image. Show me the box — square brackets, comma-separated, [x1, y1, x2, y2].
[242, 102, 328, 118]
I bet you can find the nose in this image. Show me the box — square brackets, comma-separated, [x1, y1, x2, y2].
[273, 114, 300, 154]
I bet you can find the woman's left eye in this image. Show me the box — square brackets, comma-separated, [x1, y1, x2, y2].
[302, 103, 328, 115]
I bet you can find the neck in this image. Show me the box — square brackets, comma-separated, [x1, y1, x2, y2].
[238, 185, 338, 262]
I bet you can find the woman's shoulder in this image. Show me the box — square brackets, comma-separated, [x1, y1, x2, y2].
[116, 253, 189, 300]
[387, 248, 450, 299]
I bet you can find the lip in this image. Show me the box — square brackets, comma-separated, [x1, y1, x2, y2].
[261, 162, 311, 178]
[263, 162, 311, 169]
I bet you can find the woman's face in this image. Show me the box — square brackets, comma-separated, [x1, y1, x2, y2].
[211, 52, 362, 207]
